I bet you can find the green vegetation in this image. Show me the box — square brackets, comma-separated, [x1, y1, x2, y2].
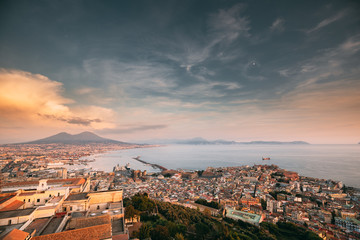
[194, 199, 221, 209]
[125, 193, 321, 240]
[261, 222, 321, 240]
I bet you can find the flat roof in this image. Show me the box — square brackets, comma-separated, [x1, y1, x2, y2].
[64, 193, 88, 201]
[0, 208, 36, 219]
[24, 218, 50, 234]
[226, 208, 262, 224]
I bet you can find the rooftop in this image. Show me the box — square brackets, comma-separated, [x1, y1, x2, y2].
[0, 194, 16, 204]
[64, 193, 88, 201]
[32, 223, 112, 240]
[68, 214, 111, 230]
[226, 208, 262, 224]
[0, 208, 35, 219]
[24, 218, 50, 235]
[0, 200, 25, 212]
[3, 229, 29, 240]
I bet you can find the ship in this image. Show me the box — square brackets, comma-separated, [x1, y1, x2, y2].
[125, 163, 131, 170]
[262, 157, 270, 160]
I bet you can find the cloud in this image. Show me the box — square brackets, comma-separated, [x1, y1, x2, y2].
[75, 87, 98, 95]
[270, 18, 285, 32]
[208, 3, 250, 43]
[39, 114, 102, 126]
[0, 69, 115, 129]
[97, 124, 167, 134]
[0, 69, 72, 120]
[307, 10, 347, 33]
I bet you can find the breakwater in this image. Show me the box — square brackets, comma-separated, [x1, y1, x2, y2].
[133, 156, 168, 171]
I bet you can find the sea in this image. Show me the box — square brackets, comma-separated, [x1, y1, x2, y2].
[80, 144, 360, 188]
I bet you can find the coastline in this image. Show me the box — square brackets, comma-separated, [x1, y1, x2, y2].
[80, 144, 360, 188]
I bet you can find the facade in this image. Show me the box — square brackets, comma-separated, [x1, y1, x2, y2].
[0, 178, 126, 239]
[335, 217, 360, 233]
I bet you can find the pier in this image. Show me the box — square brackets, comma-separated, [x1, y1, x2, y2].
[133, 156, 168, 171]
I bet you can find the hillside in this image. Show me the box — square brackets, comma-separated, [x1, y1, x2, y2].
[124, 193, 321, 240]
[23, 131, 132, 145]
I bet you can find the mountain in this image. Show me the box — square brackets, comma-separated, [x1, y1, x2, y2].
[239, 141, 310, 145]
[23, 131, 132, 145]
[176, 137, 238, 145]
[141, 138, 309, 145]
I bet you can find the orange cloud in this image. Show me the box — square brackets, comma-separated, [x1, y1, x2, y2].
[0, 69, 115, 130]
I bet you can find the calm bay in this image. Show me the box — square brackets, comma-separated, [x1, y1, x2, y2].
[86, 144, 360, 188]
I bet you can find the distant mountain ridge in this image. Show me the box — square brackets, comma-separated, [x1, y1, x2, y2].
[143, 138, 309, 145]
[23, 131, 132, 145]
[240, 141, 309, 145]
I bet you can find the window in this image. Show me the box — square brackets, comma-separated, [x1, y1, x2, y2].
[97, 205, 100, 210]
[28, 199, 30, 202]
[58, 192, 60, 196]
[8, 220, 11, 225]
[63, 207, 66, 212]
[49, 194, 51, 198]
[70, 206, 73, 211]
[23, 199, 25, 202]
[37, 199, 40, 203]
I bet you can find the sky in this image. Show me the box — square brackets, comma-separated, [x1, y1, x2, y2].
[0, 0, 359, 144]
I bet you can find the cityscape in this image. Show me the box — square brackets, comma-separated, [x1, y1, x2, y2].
[0, 135, 359, 239]
[1, 0, 360, 239]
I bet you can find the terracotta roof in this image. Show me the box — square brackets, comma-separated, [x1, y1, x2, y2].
[112, 234, 129, 240]
[19, 192, 36, 196]
[32, 223, 112, 240]
[0, 200, 25, 211]
[2, 178, 86, 188]
[69, 214, 111, 229]
[2, 181, 39, 187]
[3, 229, 29, 240]
[48, 178, 85, 185]
[0, 194, 17, 204]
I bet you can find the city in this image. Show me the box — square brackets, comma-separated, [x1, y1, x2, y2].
[0, 143, 359, 239]
[1, 0, 360, 239]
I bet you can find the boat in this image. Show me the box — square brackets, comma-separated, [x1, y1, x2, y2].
[125, 163, 131, 170]
[262, 157, 270, 160]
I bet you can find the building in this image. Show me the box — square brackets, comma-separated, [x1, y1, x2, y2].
[335, 217, 360, 233]
[225, 208, 264, 226]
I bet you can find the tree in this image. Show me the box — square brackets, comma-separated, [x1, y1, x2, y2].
[125, 205, 137, 222]
[151, 225, 170, 240]
[139, 223, 151, 240]
[203, 208, 211, 217]
[174, 233, 185, 240]
[195, 222, 210, 240]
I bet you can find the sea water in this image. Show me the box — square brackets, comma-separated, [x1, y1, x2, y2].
[85, 144, 360, 188]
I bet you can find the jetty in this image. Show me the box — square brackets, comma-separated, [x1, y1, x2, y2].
[133, 156, 168, 171]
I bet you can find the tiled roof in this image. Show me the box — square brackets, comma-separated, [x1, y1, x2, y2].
[3, 229, 29, 240]
[32, 223, 112, 240]
[2, 178, 85, 187]
[0, 194, 16, 204]
[69, 214, 111, 229]
[0, 200, 25, 211]
[112, 234, 129, 240]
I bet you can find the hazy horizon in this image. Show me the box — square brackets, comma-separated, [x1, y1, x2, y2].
[1, 0, 360, 144]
